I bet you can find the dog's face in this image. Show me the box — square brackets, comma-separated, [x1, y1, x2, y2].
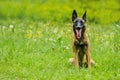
[72, 10, 86, 40]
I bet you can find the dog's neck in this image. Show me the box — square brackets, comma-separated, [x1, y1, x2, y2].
[75, 32, 87, 46]
[74, 40, 88, 49]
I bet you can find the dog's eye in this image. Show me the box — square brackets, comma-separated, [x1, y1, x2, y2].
[75, 21, 78, 23]
[80, 21, 83, 24]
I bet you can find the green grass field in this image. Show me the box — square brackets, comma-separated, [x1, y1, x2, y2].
[0, 0, 120, 80]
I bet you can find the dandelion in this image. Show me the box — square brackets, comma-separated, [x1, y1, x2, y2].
[9, 24, 14, 29]
[27, 29, 33, 38]
[9, 24, 14, 32]
[1, 26, 6, 35]
[65, 46, 70, 50]
[35, 33, 41, 38]
[27, 33, 32, 38]
[48, 38, 54, 41]
[115, 24, 119, 27]
[67, 29, 71, 33]
[53, 28, 58, 34]
[36, 30, 41, 34]
[27, 29, 32, 34]
[33, 38, 37, 42]
[35, 30, 41, 38]
[2, 26, 6, 30]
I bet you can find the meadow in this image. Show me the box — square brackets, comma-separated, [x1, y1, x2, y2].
[0, 0, 120, 80]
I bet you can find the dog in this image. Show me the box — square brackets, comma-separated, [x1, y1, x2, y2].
[69, 9, 95, 68]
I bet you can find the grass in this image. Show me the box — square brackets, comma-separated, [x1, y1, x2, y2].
[0, 0, 120, 80]
[0, 21, 120, 80]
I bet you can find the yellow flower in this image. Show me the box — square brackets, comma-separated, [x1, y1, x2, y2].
[27, 33, 33, 38]
[35, 33, 40, 38]
[26, 29, 33, 38]
[35, 30, 41, 38]
[27, 30, 32, 34]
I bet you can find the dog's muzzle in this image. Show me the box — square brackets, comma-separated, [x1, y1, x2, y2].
[76, 27, 81, 30]
[75, 27, 82, 40]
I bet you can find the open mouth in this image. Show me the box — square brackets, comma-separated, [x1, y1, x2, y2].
[76, 29, 82, 39]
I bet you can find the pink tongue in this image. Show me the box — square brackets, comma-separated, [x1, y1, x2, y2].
[76, 29, 82, 39]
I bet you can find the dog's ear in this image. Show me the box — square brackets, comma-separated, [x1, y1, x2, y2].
[72, 9, 77, 22]
[82, 11, 86, 22]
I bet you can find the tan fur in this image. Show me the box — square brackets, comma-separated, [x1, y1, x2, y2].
[70, 31, 95, 68]
[70, 9, 95, 68]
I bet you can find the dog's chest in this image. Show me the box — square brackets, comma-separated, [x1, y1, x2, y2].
[74, 41, 88, 54]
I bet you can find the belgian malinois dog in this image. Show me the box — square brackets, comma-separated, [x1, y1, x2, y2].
[69, 10, 95, 68]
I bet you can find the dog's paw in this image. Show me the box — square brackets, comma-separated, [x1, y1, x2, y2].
[91, 60, 97, 68]
[68, 58, 74, 65]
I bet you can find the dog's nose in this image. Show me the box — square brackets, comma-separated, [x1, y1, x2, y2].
[76, 27, 81, 30]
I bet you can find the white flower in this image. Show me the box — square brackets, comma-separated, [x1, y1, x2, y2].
[65, 46, 70, 50]
[33, 39, 37, 42]
[9, 24, 14, 29]
[53, 28, 58, 34]
[2, 26, 6, 29]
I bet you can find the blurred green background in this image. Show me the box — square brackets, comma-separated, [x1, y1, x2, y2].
[0, 0, 120, 24]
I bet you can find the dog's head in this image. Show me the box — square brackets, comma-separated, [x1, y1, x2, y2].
[72, 9, 86, 40]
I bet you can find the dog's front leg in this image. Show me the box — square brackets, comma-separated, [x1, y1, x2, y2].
[86, 47, 91, 68]
[73, 42, 79, 68]
[74, 52, 79, 68]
